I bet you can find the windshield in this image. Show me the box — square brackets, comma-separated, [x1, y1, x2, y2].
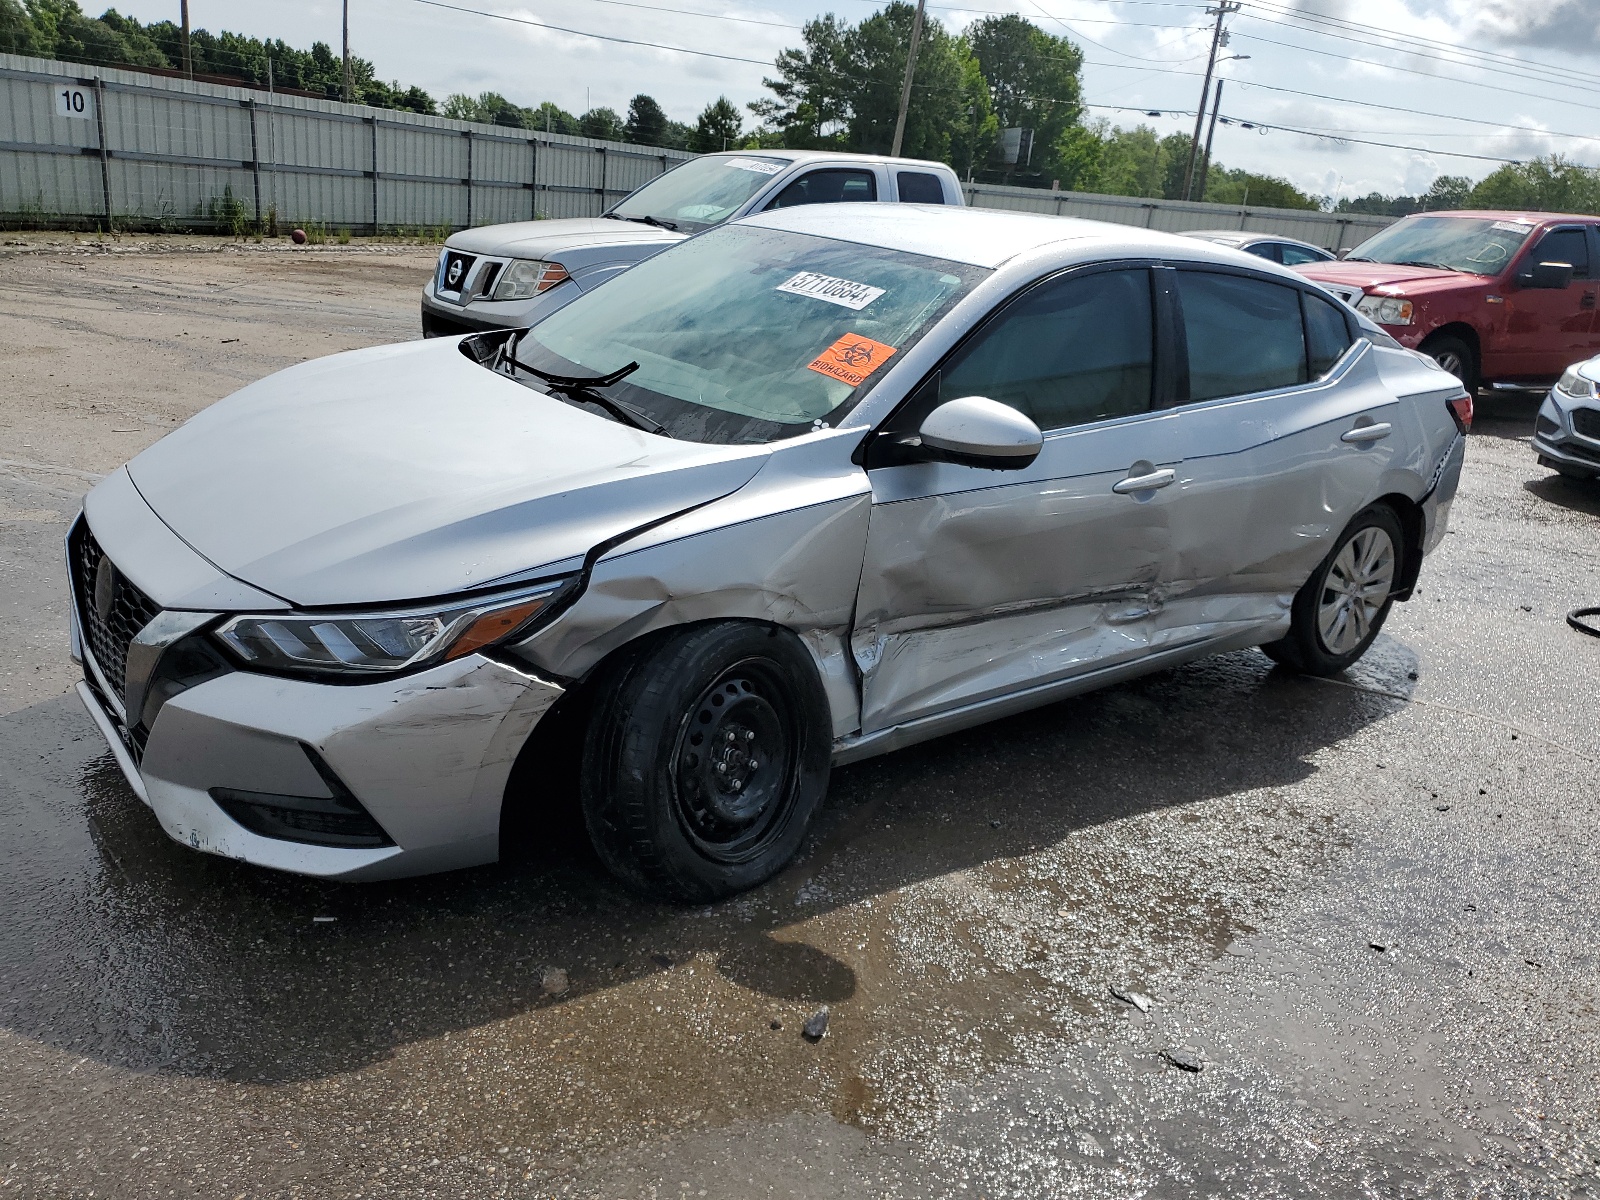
[511, 224, 988, 444]
[1345, 215, 1534, 275]
[608, 155, 789, 234]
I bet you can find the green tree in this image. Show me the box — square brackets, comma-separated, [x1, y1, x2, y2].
[1421, 175, 1471, 211]
[1203, 166, 1319, 210]
[749, 13, 854, 147]
[967, 14, 1081, 185]
[0, 0, 46, 54]
[624, 94, 668, 145]
[691, 96, 742, 153]
[948, 50, 997, 182]
[579, 107, 625, 141]
[1467, 156, 1600, 214]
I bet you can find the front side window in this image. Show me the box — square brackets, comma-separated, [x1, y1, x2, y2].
[609, 155, 787, 233]
[765, 169, 878, 209]
[511, 225, 986, 444]
[1280, 243, 1327, 266]
[1529, 227, 1590, 279]
[1304, 293, 1355, 377]
[1345, 215, 1533, 275]
[897, 171, 946, 204]
[940, 268, 1154, 431]
[1178, 271, 1308, 402]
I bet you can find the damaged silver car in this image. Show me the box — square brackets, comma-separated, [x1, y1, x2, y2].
[70, 205, 1469, 900]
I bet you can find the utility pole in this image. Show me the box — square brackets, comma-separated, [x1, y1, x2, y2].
[1182, 1, 1237, 202]
[180, 0, 192, 79]
[890, 0, 926, 158]
[342, 0, 353, 103]
[1197, 78, 1223, 202]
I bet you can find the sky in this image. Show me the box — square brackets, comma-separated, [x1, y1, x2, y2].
[105, 0, 1600, 204]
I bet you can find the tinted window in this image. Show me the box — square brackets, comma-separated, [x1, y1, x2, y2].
[765, 169, 877, 209]
[1305, 294, 1354, 377]
[1280, 243, 1328, 266]
[1530, 227, 1590, 279]
[1245, 242, 1282, 263]
[1178, 272, 1308, 402]
[897, 171, 945, 204]
[941, 269, 1154, 431]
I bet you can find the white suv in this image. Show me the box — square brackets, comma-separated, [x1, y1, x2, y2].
[420, 150, 964, 337]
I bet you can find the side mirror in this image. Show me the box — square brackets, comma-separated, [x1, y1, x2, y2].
[1519, 261, 1574, 290]
[1336, 248, 1352, 260]
[911, 396, 1042, 470]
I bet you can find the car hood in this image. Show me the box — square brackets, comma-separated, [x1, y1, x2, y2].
[1296, 260, 1480, 294]
[446, 218, 687, 259]
[124, 339, 766, 608]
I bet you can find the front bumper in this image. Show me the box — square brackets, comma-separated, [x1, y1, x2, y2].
[420, 276, 581, 338]
[1532, 388, 1600, 478]
[77, 651, 563, 880]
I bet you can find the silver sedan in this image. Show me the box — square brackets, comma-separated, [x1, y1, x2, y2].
[70, 205, 1469, 900]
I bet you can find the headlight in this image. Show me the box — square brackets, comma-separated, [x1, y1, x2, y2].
[1556, 364, 1599, 399]
[1356, 294, 1415, 326]
[214, 581, 568, 679]
[493, 259, 570, 301]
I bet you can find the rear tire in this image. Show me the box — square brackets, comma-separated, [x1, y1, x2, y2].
[1263, 504, 1406, 676]
[580, 622, 831, 902]
[1421, 333, 1479, 396]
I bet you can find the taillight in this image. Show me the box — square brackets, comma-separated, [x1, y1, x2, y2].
[1447, 393, 1473, 434]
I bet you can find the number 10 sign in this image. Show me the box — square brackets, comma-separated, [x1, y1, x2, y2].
[55, 86, 92, 119]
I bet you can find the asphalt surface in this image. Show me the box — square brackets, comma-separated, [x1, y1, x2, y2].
[3, 240, 1599, 1198]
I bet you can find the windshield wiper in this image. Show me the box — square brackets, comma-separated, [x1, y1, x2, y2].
[602, 212, 679, 232]
[1396, 259, 1454, 271]
[515, 356, 669, 436]
[1344, 255, 1375, 262]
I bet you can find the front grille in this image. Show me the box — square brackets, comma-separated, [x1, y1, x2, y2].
[71, 521, 161, 705]
[1572, 408, 1600, 441]
[439, 250, 476, 295]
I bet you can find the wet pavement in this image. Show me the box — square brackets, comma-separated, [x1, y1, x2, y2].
[3, 247, 1600, 1197]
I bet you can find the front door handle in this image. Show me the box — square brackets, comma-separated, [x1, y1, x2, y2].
[1341, 422, 1392, 444]
[1112, 468, 1176, 494]
[1582, 291, 1596, 310]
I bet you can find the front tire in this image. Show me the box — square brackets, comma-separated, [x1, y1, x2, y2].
[1422, 333, 1479, 396]
[1264, 504, 1406, 676]
[580, 622, 832, 902]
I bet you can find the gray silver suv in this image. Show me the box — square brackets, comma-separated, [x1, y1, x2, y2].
[420, 150, 964, 337]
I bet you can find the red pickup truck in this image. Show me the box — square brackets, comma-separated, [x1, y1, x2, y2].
[1296, 210, 1600, 394]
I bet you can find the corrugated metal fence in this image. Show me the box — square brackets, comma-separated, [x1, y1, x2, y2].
[0, 54, 693, 230]
[2, 53, 1397, 249]
[964, 182, 1393, 252]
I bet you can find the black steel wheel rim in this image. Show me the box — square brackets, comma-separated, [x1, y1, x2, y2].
[669, 658, 800, 865]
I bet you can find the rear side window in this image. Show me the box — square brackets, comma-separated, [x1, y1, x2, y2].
[1280, 243, 1327, 266]
[1530, 227, 1590, 279]
[1245, 242, 1282, 263]
[1177, 271, 1308, 402]
[940, 268, 1154, 431]
[1304, 294, 1355, 377]
[765, 169, 877, 209]
[897, 171, 946, 204]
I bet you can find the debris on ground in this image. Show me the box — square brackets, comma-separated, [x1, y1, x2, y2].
[650, 952, 674, 968]
[540, 967, 570, 997]
[1369, 942, 1387, 952]
[1164, 1049, 1204, 1072]
[802, 1008, 829, 1041]
[1109, 986, 1152, 1013]
[311, 916, 336, 924]
[770, 1018, 783, 1031]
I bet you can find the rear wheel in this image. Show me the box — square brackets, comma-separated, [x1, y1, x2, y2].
[1421, 333, 1479, 396]
[1263, 505, 1406, 676]
[580, 622, 831, 902]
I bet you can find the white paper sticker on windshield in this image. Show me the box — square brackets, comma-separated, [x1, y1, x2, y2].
[776, 271, 886, 310]
[1492, 220, 1533, 233]
[726, 157, 783, 175]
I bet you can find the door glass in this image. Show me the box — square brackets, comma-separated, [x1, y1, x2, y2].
[1246, 242, 1283, 263]
[1177, 272, 1308, 402]
[897, 171, 945, 203]
[1280, 244, 1326, 266]
[1530, 228, 1590, 279]
[940, 269, 1154, 430]
[764, 169, 878, 209]
[1305, 293, 1355, 377]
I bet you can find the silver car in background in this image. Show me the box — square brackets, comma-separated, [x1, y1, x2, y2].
[1534, 356, 1600, 480]
[420, 149, 963, 337]
[1179, 229, 1337, 266]
[72, 206, 1468, 900]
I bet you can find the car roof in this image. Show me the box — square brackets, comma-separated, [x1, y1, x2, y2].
[697, 149, 955, 172]
[1396, 210, 1600, 225]
[737, 203, 1319, 275]
[1181, 229, 1326, 250]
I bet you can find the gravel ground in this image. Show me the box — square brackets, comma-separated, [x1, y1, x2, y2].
[1, 242, 1598, 1199]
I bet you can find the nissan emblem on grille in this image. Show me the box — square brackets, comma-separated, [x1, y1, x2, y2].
[94, 555, 116, 622]
[447, 258, 464, 287]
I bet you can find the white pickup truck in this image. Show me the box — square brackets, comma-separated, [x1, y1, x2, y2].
[420, 150, 965, 337]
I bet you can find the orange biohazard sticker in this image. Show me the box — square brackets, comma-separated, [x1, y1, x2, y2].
[806, 335, 898, 388]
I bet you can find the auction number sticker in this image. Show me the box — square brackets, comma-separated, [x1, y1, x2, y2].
[807, 334, 898, 388]
[1492, 220, 1533, 234]
[55, 86, 92, 119]
[776, 271, 885, 310]
[726, 157, 784, 175]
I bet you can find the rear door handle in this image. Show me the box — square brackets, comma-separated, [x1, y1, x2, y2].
[1582, 292, 1596, 309]
[1341, 422, 1392, 444]
[1112, 468, 1176, 494]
